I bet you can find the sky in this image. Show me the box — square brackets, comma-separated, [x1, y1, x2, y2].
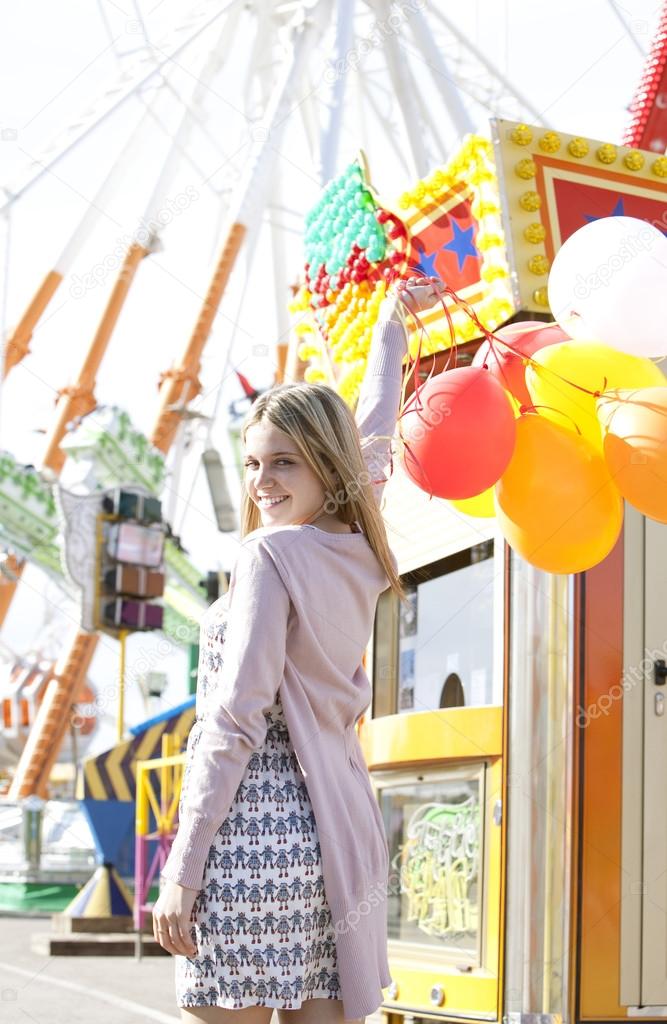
[0, 0, 662, 752]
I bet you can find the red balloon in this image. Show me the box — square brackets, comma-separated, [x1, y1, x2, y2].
[400, 366, 516, 499]
[472, 321, 568, 407]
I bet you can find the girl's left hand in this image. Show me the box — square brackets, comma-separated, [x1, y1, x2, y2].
[152, 879, 199, 957]
[378, 275, 446, 324]
[398, 275, 447, 316]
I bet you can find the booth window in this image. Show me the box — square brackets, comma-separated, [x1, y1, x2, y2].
[373, 539, 499, 717]
[374, 762, 486, 966]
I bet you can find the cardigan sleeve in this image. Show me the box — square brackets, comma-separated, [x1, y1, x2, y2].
[354, 318, 408, 507]
[161, 536, 291, 889]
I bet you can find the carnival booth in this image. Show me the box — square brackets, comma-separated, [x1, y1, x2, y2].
[4, 0, 667, 1016]
[288, 114, 667, 1023]
[2, 26, 667, 1024]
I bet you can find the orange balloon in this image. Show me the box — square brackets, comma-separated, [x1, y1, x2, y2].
[597, 386, 667, 523]
[494, 414, 623, 573]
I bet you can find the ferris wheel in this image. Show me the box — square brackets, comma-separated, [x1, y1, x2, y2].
[0, 0, 643, 793]
[0, 0, 545, 562]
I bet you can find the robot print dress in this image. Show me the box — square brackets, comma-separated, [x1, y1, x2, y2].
[175, 593, 342, 1012]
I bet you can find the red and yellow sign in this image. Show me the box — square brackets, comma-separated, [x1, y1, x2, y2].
[492, 118, 667, 313]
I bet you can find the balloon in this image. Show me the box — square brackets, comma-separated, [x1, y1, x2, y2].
[494, 414, 623, 574]
[597, 386, 667, 523]
[449, 487, 495, 518]
[525, 339, 665, 452]
[547, 216, 667, 357]
[400, 366, 516, 499]
[472, 320, 567, 406]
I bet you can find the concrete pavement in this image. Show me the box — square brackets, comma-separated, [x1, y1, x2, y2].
[1, 916, 180, 1023]
[1, 916, 384, 1022]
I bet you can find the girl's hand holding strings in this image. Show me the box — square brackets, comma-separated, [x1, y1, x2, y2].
[378, 275, 447, 329]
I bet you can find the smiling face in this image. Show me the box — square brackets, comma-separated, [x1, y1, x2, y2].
[243, 419, 334, 528]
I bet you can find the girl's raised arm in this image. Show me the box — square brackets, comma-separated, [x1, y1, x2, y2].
[354, 302, 408, 509]
[354, 278, 446, 508]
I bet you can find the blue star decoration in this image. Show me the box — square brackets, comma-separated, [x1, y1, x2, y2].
[442, 219, 479, 272]
[415, 247, 440, 277]
[583, 197, 625, 223]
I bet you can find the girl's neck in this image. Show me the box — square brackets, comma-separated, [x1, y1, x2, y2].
[302, 510, 354, 534]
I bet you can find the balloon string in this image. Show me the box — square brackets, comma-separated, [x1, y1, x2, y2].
[398, 298, 447, 423]
[598, 393, 665, 412]
[378, 268, 451, 503]
[519, 403, 583, 436]
[400, 279, 521, 404]
[478, 348, 519, 399]
[421, 281, 621, 404]
[397, 434, 438, 503]
[395, 307, 436, 500]
[360, 258, 658, 498]
[522, 360, 609, 401]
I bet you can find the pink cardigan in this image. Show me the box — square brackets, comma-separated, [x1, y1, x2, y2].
[161, 318, 408, 1020]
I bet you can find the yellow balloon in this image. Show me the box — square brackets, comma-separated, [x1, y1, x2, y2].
[494, 414, 624, 574]
[449, 487, 495, 518]
[525, 340, 665, 453]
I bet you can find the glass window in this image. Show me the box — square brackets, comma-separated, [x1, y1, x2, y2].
[375, 763, 485, 965]
[373, 539, 501, 716]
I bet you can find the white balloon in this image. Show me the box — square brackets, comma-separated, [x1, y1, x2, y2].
[547, 215, 667, 358]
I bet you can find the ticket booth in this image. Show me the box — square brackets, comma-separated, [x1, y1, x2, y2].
[359, 400, 667, 1024]
[352, 118, 667, 1024]
[283, 110, 667, 1021]
[359, 459, 508, 1020]
[358, 449, 578, 1023]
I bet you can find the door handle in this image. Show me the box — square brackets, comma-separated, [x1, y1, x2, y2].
[654, 659, 667, 685]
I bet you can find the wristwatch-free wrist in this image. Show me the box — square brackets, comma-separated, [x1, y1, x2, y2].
[378, 298, 407, 326]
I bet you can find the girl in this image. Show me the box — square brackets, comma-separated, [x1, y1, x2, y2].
[154, 278, 444, 1024]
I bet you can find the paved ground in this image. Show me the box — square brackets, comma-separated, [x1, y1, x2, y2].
[0, 916, 384, 1023]
[1, 916, 181, 1023]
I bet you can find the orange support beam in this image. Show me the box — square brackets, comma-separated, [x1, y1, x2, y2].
[150, 222, 246, 453]
[0, 554, 25, 625]
[42, 242, 149, 473]
[9, 8, 311, 795]
[3, 270, 63, 375]
[9, 221, 249, 797]
[8, 631, 98, 799]
[7, 244, 150, 795]
[274, 342, 289, 384]
[0, 242, 149, 641]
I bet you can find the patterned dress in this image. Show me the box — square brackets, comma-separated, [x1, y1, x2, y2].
[174, 601, 342, 1012]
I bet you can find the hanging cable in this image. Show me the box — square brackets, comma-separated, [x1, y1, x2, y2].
[606, 0, 648, 57]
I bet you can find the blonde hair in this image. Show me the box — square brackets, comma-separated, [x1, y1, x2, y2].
[239, 382, 406, 602]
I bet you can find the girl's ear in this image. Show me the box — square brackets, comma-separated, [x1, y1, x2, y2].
[323, 457, 340, 484]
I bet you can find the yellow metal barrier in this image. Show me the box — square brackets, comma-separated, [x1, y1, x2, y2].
[134, 732, 187, 929]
